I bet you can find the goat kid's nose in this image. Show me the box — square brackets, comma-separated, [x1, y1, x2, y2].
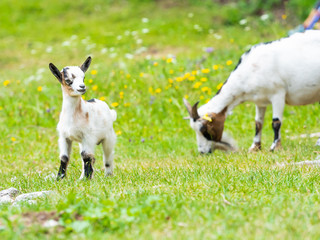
[79, 84, 86, 89]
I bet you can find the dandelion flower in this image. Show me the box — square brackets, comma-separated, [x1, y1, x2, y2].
[166, 58, 173, 63]
[91, 70, 97, 75]
[3, 80, 10, 86]
[193, 82, 202, 89]
[169, 69, 174, 74]
[0, 107, 3, 110]
[200, 77, 207, 82]
[226, 60, 233, 66]
[200, 95, 204, 100]
[184, 72, 191, 78]
[116, 130, 122, 135]
[111, 102, 119, 107]
[205, 99, 210, 103]
[82, 95, 86, 100]
[155, 88, 162, 94]
[99, 96, 106, 101]
[119, 91, 124, 99]
[124, 102, 131, 107]
[184, 94, 189, 99]
[188, 76, 195, 81]
[230, 39, 234, 43]
[201, 86, 210, 92]
[139, 72, 144, 77]
[282, 14, 287, 20]
[92, 85, 98, 91]
[124, 85, 128, 89]
[176, 77, 183, 82]
[89, 79, 93, 83]
[149, 87, 153, 94]
[192, 70, 198, 75]
[213, 65, 219, 70]
[11, 137, 16, 142]
[168, 78, 174, 84]
[126, 74, 131, 79]
[153, 62, 158, 67]
[216, 83, 223, 90]
[37, 86, 43, 92]
[201, 68, 210, 74]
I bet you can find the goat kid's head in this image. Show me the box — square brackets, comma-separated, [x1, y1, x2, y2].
[49, 56, 92, 97]
[183, 98, 227, 154]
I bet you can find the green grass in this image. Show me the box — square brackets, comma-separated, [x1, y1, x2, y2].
[1, 0, 320, 239]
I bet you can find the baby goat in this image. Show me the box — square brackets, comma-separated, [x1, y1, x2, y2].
[184, 30, 320, 154]
[49, 57, 117, 180]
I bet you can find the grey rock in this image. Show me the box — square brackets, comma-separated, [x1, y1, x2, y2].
[43, 219, 59, 228]
[15, 191, 55, 203]
[0, 195, 14, 204]
[0, 187, 20, 198]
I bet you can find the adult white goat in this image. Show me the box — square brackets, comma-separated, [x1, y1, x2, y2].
[184, 30, 320, 154]
[49, 57, 117, 180]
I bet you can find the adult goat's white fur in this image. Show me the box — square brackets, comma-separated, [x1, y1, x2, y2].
[184, 31, 320, 154]
[49, 57, 117, 180]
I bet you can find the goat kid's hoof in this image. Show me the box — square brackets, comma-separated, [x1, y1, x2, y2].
[270, 140, 282, 152]
[248, 143, 261, 152]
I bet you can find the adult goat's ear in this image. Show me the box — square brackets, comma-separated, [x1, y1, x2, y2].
[80, 56, 92, 73]
[49, 63, 62, 83]
[183, 98, 200, 121]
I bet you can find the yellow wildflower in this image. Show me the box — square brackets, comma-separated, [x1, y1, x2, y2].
[149, 87, 153, 94]
[205, 99, 210, 103]
[184, 94, 189, 99]
[201, 86, 210, 92]
[200, 95, 204, 100]
[111, 102, 119, 107]
[0, 107, 3, 110]
[282, 14, 287, 20]
[37, 86, 43, 92]
[119, 91, 124, 99]
[175, 86, 179, 90]
[184, 72, 191, 79]
[216, 83, 223, 90]
[201, 68, 210, 74]
[139, 72, 144, 77]
[200, 77, 207, 82]
[230, 38, 234, 43]
[3, 80, 10, 86]
[99, 96, 106, 101]
[155, 88, 162, 94]
[153, 62, 158, 66]
[166, 58, 173, 63]
[193, 82, 202, 89]
[82, 95, 85, 99]
[213, 65, 219, 70]
[192, 70, 198, 75]
[188, 76, 196, 81]
[168, 78, 174, 84]
[124, 85, 128, 89]
[226, 60, 233, 66]
[169, 69, 174, 74]
[92, 85, 98, 91]
[89, 79, 93, 83]
[124, 102, 131, 107]
[126, 74, 131, 79]
[176, 77, 183, 82]
[11, 137, 16, 142]
[91, 70, 97, 75]
[169, 98, 172, 103]
[116, 130, 122, 135]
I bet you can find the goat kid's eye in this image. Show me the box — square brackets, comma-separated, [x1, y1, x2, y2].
[65, 79, 73, 85]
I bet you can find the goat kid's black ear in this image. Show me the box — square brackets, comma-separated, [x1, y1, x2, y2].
[49, 63, 62, 83]
[80, 56, 92, 73]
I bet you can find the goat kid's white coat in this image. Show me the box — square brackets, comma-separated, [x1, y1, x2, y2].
[184, 30, 320, 154]
[49, 57, 117, 180]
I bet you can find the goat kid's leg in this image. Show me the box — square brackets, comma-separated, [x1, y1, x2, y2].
[102, 137, 116, 176]
[57, 138, 72, 180]
[249, 106, 266, 152]
[79, 143, 95, 179]
[270, 95, 285, 151]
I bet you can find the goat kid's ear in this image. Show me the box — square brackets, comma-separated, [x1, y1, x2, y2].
[183, 98, 200, 120]
[49, 63, 62, 83]
[80, 56, 92, 73]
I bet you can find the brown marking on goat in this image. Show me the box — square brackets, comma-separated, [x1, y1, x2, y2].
[255, 121, 262, 136]
[201, 107, 227, 142]
[85, 112, 89, 121]
[60, 70, 74, 96]
[249, 142, 261, 152]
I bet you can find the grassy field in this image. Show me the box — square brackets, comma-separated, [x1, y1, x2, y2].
[1, 0, 320, 239]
